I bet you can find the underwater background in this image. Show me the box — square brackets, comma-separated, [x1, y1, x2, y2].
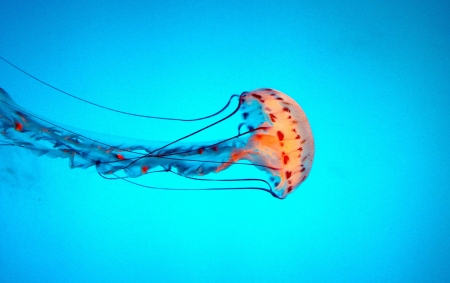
[1, 0, 449, 282]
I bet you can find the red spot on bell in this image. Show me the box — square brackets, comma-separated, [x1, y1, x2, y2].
[277, 131, 284, 141]
[252, 93, 262, 99]
[270, 114, 277, 122]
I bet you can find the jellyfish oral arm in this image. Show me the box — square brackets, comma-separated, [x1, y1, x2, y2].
[0, 87, 253, 179]
[0, 87, 238, 173]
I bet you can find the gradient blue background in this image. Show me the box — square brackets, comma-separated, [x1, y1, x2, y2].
[1, 0, 449, 282]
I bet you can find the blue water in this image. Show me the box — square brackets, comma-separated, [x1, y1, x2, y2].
[1, 0, 449, 282]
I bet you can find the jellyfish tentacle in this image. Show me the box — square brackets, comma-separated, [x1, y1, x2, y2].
[97, 169, 280, 199]
[0, 56, 240, 122]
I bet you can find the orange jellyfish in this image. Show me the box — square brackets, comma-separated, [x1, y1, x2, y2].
[0, 56, 314, 199]
[0, 86, 314, 199]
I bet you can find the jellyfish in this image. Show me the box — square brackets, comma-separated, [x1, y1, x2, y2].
[0, 64, 314, 199]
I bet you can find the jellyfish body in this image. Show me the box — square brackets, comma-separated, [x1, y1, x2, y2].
[0, 87, 314, 198]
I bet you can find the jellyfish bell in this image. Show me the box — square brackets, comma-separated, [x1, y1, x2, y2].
[218, 88, 314, 198]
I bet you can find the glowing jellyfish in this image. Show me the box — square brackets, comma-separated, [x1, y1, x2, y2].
[0, 63, 314, 199]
